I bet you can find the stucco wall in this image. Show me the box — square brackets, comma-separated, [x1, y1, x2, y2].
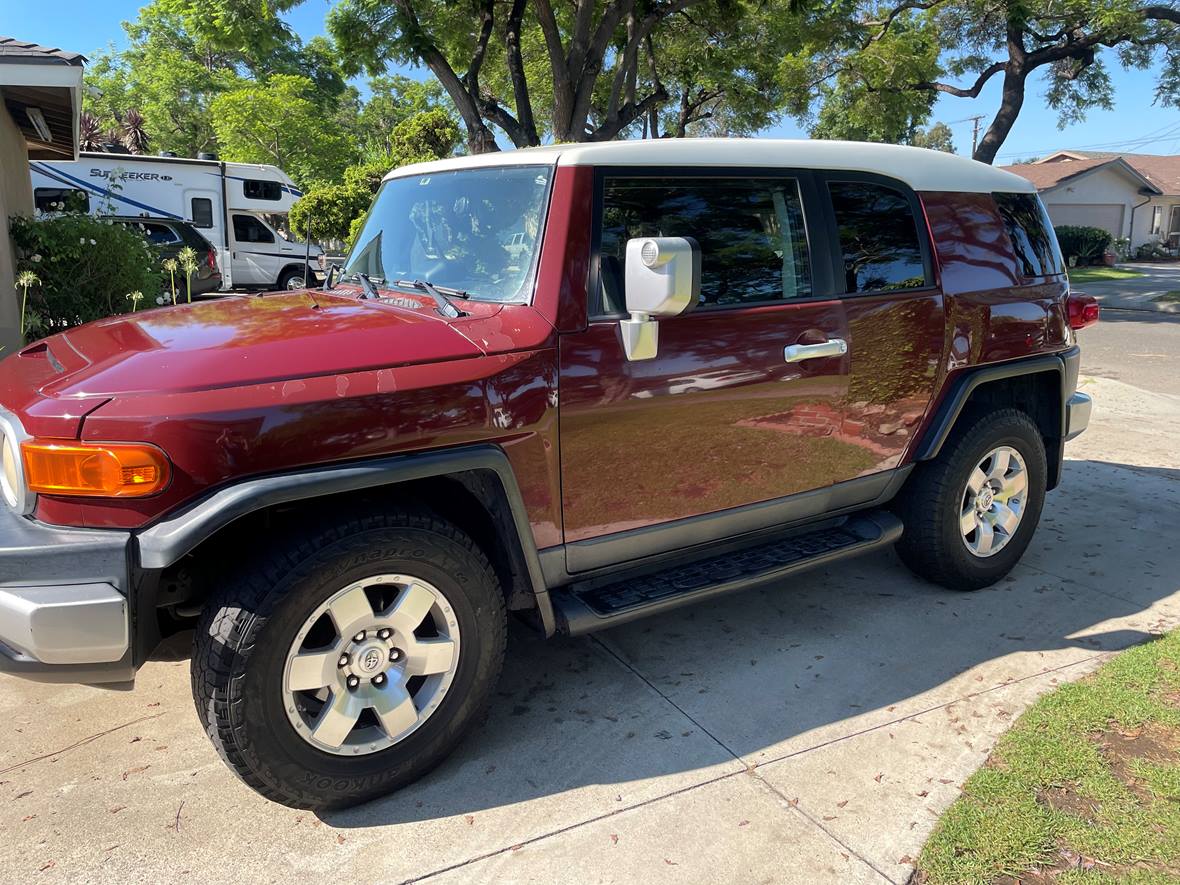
[0, 92, 33, 352]
[1041, 166, 1178, 251]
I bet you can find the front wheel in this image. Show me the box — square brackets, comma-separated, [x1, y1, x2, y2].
[191, 510, 506, 809]
[277, 267, 307, 290]
[894, 408, 1047, 591]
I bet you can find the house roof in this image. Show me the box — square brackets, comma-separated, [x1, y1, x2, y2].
[387, 138, 1038, 195]
[1003, 151, 1174, 196]
[0, 37, 85, 67]
[0, 36, 85, 160]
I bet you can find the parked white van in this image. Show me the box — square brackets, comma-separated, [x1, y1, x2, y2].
[30, 153, 322, 291]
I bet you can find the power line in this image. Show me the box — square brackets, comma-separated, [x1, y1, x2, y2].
[994, 120, 1180, 160]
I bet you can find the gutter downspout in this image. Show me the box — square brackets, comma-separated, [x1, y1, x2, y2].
[1128, 190, 1154, 254]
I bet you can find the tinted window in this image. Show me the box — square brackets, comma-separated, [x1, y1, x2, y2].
[599, 177, 812, 312]
[233, 214, 275, 244]
[34, 187, 89, 213]
[191, 197, 213, 228]
[140, 222, 180, 245]
[829, 182, 927, 293]
[243, 179, 282, 201]
[994, 192, 1064, 277]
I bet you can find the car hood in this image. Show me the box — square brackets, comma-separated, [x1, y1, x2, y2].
[28, 291, 490, 399]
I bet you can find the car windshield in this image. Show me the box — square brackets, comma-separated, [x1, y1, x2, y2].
[343, 165, 552, 303]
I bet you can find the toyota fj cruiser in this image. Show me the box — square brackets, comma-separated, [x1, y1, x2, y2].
[0, 139, 1096, 809]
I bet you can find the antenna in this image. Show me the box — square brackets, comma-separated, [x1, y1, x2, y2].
[302, 212, 313, 290]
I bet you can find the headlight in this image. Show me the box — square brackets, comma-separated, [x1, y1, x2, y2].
[0, 431, 19, 508]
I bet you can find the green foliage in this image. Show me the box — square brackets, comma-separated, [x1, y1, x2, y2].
[210, 74, 353, 186]
[908, 122, 956, 153]
[8, 213, 164, 340]
[1055, 225, 1114, 264]
[288, 184, 372, 244]
[358, 75, 454, 154]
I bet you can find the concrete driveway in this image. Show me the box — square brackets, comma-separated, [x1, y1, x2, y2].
[2, 326, 1179, 884]
[1076, 262, 1180, 312]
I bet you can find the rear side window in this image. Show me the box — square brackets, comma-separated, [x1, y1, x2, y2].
[243, 179, 282, 201]
[140, 222, 180, 245]
[598, 176, 813, 312]
[828, 182, 927, 293]
[191, 197, 213, 228]
[35, 187, 89, 213]
[993, 192, 1064, 277]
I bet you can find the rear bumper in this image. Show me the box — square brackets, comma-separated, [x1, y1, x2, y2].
[0, 505, 134, 684]
[1065, 391, 1092, 441]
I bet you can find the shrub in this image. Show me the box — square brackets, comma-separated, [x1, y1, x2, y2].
[1053, 225, 1113, 265]
[1136, 240, 1170, 260]
[9, 212, 164, 340]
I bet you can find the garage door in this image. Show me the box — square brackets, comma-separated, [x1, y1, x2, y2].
[1046, 203, 1125, 237]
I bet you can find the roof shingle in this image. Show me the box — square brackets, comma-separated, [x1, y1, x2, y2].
[0, 36, 85, 67]
[1002, 151, 1180, 196]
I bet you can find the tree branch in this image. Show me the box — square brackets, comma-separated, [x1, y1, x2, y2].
[505, 0, 539, 145]
[589, 86, 669, 141]
[913, 61, 1006, 97]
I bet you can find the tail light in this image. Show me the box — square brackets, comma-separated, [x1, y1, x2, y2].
[22, 440, 171, 498]
[1066, 293, 1100, 330]
[206, 248, 217, 271]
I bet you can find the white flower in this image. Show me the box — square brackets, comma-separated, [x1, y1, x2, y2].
[30, 254, 41, 263]
[89, 239, 97, 246]
[79, 237, 86, 244]
[155, 296, 165, 305]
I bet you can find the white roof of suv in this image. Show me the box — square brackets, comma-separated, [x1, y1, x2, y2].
[384, 138, 1036, 195]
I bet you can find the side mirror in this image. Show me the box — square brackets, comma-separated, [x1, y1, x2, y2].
[620, 236, 701, 361]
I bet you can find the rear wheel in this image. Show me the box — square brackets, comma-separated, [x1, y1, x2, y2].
[191, 510, 506, 809]
[894, 409, 1047, 591]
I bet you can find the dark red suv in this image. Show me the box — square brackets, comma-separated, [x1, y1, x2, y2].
[0, 139, 1095, 809]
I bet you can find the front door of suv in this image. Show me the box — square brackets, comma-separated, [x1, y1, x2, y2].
[559, 171, 867, 572]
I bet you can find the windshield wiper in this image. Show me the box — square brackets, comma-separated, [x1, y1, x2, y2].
[338, 271, 380, 300]
[393, 279, 467, 319]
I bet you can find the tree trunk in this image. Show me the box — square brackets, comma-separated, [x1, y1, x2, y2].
[972, 67, 1026, 164]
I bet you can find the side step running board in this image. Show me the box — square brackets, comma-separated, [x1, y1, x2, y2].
[552, 511, 902, 636]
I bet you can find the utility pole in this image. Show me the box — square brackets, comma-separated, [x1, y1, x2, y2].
[968, 115, 985, 155]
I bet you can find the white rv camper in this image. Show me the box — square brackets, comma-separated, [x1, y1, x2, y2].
[30, 153, 322, 291]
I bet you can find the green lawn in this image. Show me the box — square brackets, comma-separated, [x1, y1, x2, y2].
[1067, 266, 1146, 284]
[1153, 291, 1180, 305]
[918, 631, 1180, 884]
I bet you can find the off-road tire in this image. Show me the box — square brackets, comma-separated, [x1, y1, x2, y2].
[894, 408, 1047, 591]
[191, 509, 506, 809]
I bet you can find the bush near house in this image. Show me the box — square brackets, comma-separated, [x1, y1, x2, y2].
[9, 212, 164, 341]
[1054, 225, 1114, 266]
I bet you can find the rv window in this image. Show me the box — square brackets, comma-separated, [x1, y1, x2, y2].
[35, 187, 89, 213]
[191, 198, 214, 228]
[243, 179, 282, 201]
[232, 214, 275, 244]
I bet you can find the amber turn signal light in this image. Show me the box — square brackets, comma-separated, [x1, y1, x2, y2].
[22, 441, 171, 498]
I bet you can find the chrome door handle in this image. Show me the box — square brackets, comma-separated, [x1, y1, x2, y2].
[783, 338, 848, 363]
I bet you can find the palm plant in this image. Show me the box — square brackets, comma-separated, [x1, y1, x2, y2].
[79, 112, 102, 152]
[177, 247, 198, 303]
[15, 270, 39, 337]
[121, 110, 150, 155]
[162, 258, 179, 305]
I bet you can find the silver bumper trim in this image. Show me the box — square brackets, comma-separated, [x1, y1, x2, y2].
[1065, 391, 1092, 441]
[0, 583, 128, 664]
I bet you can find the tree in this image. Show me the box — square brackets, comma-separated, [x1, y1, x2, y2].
[784, 0, 1180, 164]
[358, 75, 455, 154]
[211, 75, 354, 185]
[326, 0, 793, 153]
[908, 121, 955, 152]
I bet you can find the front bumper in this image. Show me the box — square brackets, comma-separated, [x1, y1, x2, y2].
[0, 504, 134, 684]
[1065, 391, 1092, 441]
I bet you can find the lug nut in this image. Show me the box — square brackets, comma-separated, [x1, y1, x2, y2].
[353, 630, 366, 642]
[377, 628, 392, 640]
[346, 676, 360, 689]
[373, 673, 386, 686]
[338, 653, 350, 667]
[389, 648, 402, 662]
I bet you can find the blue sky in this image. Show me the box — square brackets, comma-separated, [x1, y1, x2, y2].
[7, 0, 1179, 161]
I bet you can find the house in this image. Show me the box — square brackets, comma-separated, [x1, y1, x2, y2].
[1002, 151, 1180, 253]
[0, 37, 84, 350]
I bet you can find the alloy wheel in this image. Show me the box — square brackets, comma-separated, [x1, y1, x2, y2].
[281, 574, 461, 756]
[959, 445, 1028, 558]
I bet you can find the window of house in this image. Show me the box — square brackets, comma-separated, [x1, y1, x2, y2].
[191, 197, 214, 228]
[597, 176, 812, 313]
[243, 179, 282, 201]
[993, 192, 1065, 277]
[232, 213, 275, 244]
[1151, 205, 1164, 235]
[34, 187, 89, 213]
[828, 182, 928, 293]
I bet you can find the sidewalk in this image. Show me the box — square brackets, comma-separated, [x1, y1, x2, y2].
[1073, 263, 1180, 313]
